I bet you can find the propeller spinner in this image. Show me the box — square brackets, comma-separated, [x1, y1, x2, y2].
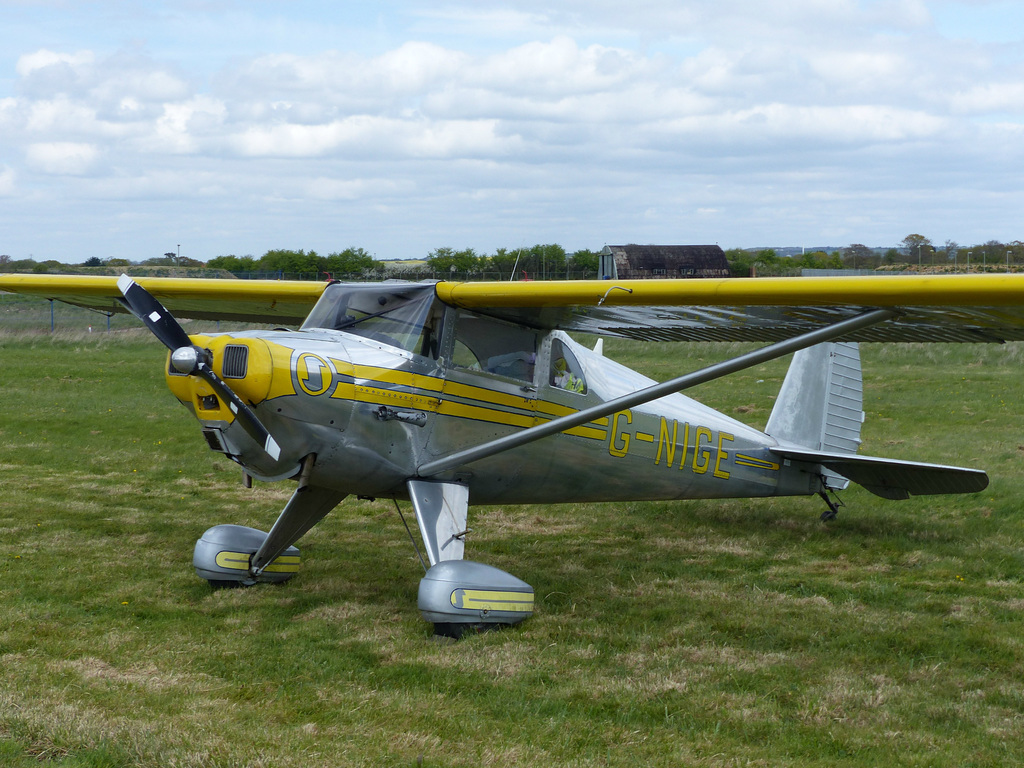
[117, 275, 281, 461]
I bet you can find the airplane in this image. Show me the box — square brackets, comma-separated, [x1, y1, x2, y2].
[2, 271, 1022, 637]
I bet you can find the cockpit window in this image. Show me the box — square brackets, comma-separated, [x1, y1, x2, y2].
[302, 283, 443, 358]
[549, 338, 587, 394]
[451, 310, 537, 383]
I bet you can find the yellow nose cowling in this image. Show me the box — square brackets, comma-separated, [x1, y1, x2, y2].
[164, 335, 275, 424]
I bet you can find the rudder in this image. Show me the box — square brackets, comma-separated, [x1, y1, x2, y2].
[766, 342, 864, 489]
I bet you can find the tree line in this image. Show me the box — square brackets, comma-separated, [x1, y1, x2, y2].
[206, 244, 603, 281]
[725, 235, 1024, 276]
[3, 236, 1023, 279]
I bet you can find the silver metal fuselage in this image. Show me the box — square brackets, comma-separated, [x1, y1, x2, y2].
[166, 289, 822, 507]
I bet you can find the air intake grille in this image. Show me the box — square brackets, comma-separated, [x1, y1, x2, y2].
[222, 345, 249, 379]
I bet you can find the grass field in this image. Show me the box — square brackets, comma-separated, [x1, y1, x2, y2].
[2, 295, 1024, 766]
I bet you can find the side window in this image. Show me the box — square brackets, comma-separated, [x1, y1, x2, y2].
[549, 338, 587, 394]
[451, 312, 537, 383]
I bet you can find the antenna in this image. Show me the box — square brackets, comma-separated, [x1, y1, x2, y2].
[509, 246, 524, 282]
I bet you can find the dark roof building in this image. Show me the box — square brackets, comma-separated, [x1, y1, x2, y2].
[599, 245, 731, 280]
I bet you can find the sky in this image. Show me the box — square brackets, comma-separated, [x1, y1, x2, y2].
[1, 0, 1023, 264]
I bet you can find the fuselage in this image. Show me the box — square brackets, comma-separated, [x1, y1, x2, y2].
[164, 282, 822, 506]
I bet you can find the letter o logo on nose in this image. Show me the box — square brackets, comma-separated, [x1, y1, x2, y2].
[296, 354, 332, 396]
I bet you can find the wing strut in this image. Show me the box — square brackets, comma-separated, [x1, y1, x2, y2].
[417, 308, 896, 478]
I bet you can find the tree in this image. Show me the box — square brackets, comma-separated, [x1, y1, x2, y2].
[260, 249, 323, 275]
[489, 247, 520, 280]
[426, 247, 481, 275]
[752, 249, 778, 275]
[943, 240, 958, 266]
[795, 250, 842, 270]
[568, 249, 599, 278]
[978, 240, 1005, 267]
[530, 244, 567, 279]
[1009, 241, 1024, 266]
[208, 255, 259, 274]
[843, 244, 876, 269]
[900, 234, 933, 263]
[83, 257, 103, 267]
[725, 248, 753, 277]
[324, 247, 375, 277]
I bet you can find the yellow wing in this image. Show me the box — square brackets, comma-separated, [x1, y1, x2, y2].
[435, 274, 1024, 342]
[8, 272, 1024, 342]
[0, 274, 326, 325]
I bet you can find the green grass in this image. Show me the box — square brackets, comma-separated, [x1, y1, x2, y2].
[2, 305, 1024, 765]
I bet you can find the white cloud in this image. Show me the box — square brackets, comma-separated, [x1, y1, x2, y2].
[23, 96, 98, 134]
[0, 166, 15, 195]
[16, 49, 94, 77]
[468, 37, 646, 96]
[949, 82, 1024, 114]
[305, 176, 413, 201]
[25, 142, 100, 175]
[146, 96, 227, 154]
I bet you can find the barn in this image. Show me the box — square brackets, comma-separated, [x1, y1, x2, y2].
[599, 244, 731, 280]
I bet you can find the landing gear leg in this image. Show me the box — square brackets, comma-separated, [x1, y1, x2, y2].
[818, 489, 844, 522]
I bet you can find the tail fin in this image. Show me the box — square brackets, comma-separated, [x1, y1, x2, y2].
[766, 342, 864, 490]
[766, 342, 864, 453]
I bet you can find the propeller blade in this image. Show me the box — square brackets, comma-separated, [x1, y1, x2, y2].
[116, 274, 192, 351]
[196, 362, 282, 461]
[117, 274, 282, 461]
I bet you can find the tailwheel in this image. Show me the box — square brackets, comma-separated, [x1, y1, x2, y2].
[818, 489, 844, 522]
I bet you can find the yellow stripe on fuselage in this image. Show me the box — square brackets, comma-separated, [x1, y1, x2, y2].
[337, 364, 607, 440]
[351, 364, 445, 393]
[734, 454, 781, 471]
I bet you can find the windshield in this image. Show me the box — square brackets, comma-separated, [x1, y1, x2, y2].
[302, 282, 443, 358]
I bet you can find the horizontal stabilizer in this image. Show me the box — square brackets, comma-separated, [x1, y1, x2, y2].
[771, 448, 989, 500]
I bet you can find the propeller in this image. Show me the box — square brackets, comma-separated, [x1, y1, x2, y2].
[117, 275, 282, 461]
